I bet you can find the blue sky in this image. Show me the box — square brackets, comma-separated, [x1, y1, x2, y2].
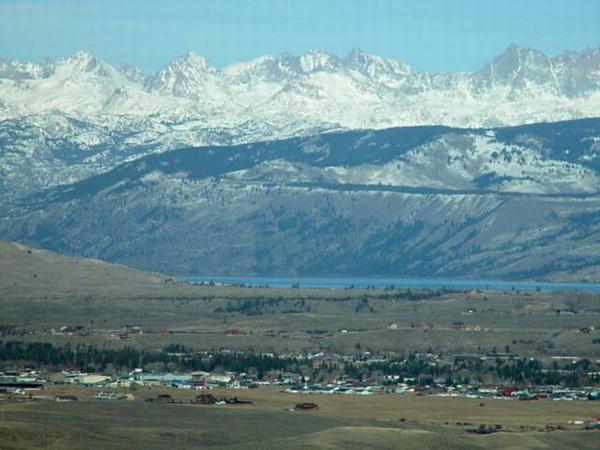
[1, 0, 599, 73]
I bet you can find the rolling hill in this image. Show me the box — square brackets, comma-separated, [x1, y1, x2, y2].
[0, 239, 175, 299]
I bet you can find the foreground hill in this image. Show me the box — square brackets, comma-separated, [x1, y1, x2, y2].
[2, 119, 599, 281]
[3, 396, 600, 450]
[0, 239, 176, 299]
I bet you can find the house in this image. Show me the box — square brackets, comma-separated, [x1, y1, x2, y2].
[154, 394, 174, 403]
[94, 392, 124, 400]
[294, 402, 319, 412]
[59, 325, 85, 335]
[387, 323, 398, 330]
[194, 393, 217, 405]
[62, 370, 87, 381]
[226, 397, 253, 405]
[207, 374, 233, 386]
[123, 325, 143, 334]
[411, 323, 433, 329]
[0, 381, 43, 390]
[579, 326, 596, 334]
[55, 395, 78, 402]
[588, 391, 600, 400]
[500, 386, 518, 397]
[80, 374, 110, 385]
[136, 373, 192, 386]
[451, 321, 465, 330]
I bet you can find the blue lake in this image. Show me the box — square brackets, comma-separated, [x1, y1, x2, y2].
[185, 276, 600, 293]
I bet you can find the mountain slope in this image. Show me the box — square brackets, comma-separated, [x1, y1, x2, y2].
[1, 46, 600, 200]
[2, 119, 599, 281]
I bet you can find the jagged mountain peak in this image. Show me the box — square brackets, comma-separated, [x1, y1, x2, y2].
[478, 44, 550, 81]
[224, 48, 410, 83]
[0, 58, 45, 80]
[144, 51, 219, 98]
[473, 45, 564, 98]
[118, 63, 145, 83]
[224, 50, 342, 82]
[68, 49, 97, 62]
[500, 43, 545, 56]
[566, 47, 600, 68]
[167, 51, 214, 71]
[344, 47, 411, 78]
[0, 51, 117, 81]
[1, 45, 600, 124]
[344, 47, 381, 66]
[223, 53, 299, 81]
[52, 50, 111, 75]
[472, 44, 600, 97]
[297, 49, 341, 73]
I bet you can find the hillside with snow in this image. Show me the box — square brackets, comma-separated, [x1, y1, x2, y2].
[1, 46, 600, 281]
[2, 119, 599, 281]
[1, 45, 600, 199]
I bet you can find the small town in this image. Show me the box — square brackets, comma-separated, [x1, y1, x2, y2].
[2, 346, 600, 431]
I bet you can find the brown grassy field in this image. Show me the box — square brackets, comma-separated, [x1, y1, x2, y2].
[1, 386, 599, 449]
[4, 289, 600, 357]
[2, 244, 599, 357]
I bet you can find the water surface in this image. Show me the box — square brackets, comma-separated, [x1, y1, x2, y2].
[185, 276, 600, 293]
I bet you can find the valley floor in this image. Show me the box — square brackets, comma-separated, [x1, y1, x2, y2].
[1, 386, 600, 449]
[2, 240, 600, 448]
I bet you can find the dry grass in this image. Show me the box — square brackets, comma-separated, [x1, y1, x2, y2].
[2, 387, 600, 449]
[34, 385, 600, 430]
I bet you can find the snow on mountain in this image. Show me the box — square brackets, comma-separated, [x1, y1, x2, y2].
[0, 59, 46, 80]
[144, 51, 227, 103]
[4, 119, 600, 281]
[0, 51, 184, 118]
[220, 126, 600, 195]
[1, 45, 599, 124]
[475, 45, 600, 99]
[1, 46, 600, 199]
[118, 63, 145, 84]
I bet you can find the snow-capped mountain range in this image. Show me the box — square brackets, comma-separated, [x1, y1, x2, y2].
[1, 45, 599, 199]
[2, 45, 600, 126]
[1, 44, 600, 280]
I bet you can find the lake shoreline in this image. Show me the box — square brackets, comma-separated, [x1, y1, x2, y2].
[184, 275, 600, 293]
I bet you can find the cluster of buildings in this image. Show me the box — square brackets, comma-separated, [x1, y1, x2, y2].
[46, 368, 259, 390]
[282, 377, 600, 401]
[413, 383, 600, 401]
[2, 366, 599, 404]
